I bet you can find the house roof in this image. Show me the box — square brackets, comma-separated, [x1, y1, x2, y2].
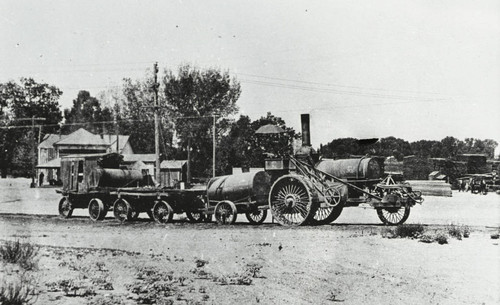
[54, 128, 109, 146]
[38, 134, 66, 149]
[160, 160, 187, 169]
[122, 154, 156, 163]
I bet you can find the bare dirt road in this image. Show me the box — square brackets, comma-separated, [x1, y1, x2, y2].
[1, 178, 499, 305]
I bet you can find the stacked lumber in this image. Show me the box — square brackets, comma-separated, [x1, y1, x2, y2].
[406, 180, 452, 197]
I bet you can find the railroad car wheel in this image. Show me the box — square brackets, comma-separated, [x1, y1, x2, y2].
[376, 207, 410, 225]
[152, 200, 174, 224]
[113, 198, 132, 222]
[186, 212, 206, 223]
[245, 209, 267, 225]
[88, 198, 107, 221]
[58, 197, 73, 218]
[269, 175, 318, 226]
[214, 201, 237, 225]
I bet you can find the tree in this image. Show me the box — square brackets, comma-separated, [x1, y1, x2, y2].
[63, 90, 113, 134]
[117, 76, 175, 155]
[163, 64, 241, 177]
[217, 113, 299, 174]
[0, 78, 63, 176]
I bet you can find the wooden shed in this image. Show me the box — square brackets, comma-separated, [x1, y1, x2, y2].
[160, 160, 187, 188]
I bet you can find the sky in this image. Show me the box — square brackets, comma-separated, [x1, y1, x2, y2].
[1, 0, 499, 154]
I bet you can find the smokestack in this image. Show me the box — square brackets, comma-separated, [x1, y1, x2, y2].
[301, 114, 311, 146]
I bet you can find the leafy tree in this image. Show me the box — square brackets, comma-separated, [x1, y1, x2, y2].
[63, 90, 113, 134]
[118, 76, 174, 155]
[163, 64, 241, 177]
[0, 78, 63, 177]
[321, 138, 362, 158]
[217, 113, 299, 174]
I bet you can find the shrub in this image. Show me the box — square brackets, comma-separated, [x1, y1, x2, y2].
[195, 259, 209, 268]
[0, 240, 38, 270]
[393, 224, 425, 238]
[215, 273, 252, 285]
[419, 234, 435, 243]
[435, 234, 448, 245]
[447, 225, 463, 240]
[0, 275, 37, 305]
[244, 263, 263, 278]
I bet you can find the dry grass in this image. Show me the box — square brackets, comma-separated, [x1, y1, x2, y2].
[0, 274, 38, 305]
[0, 240, 38, 270]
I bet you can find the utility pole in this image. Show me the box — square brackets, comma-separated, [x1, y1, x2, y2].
[141, 62, 165, 187]
[153, 62, 161, 186]
[212, 115, 216, 178]
[30, 116, 46, 188]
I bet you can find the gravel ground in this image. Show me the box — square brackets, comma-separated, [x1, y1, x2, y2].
[0, 178, 499, 305]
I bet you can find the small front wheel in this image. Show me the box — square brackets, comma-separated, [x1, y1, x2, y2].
[152, 200, 174, 224]
[113, 198, 132, 223]
[58, 197, 73, 219]
[376, 207, 410, 225]
[214, 201, 237, 225]
[88, 198, 107, 221]
[245, 209, 267, 225]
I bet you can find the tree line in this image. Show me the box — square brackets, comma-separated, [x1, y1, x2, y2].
[1, 64, 498, 178]
[320, 136, 498, 161]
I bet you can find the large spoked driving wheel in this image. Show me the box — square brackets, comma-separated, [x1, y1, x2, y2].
[376, 207, 410, 225]
[152, 200, 174, 224]
[88, 198, 107, 221]
[245, 209, 267, 225]
[214, 201, 237, 225]
[113, 198, 132, 222]
[58, 197, 73, 218]
[269, 175, 318, 226]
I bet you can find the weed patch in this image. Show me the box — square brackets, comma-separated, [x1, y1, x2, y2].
[0, 240, 39, 270]
[0, 274, 38, 305]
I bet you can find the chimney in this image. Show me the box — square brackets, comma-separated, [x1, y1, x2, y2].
[301, 114, 311, 146]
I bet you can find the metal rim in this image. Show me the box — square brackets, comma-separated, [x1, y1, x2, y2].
[113, 198, 131, 222]
[152, 200, 173, 224]
[186, 212, 205, 223]
[245, 209, 267, 224]
[311, 206, 343, 225]
[269, 175, 317, 226]
[325, 186, 342, 207]
[58, 197, 73, 218]
[214, 201, 237, 225]
[376, 207, 410, 225]
[88, 198, 106, 221]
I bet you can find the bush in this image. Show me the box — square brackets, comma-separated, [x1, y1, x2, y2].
[0, 240, 38, 270]
[447, 225, 471, 240]
[435, 234, 448, 245]
[393, 224, 425, 238]
[0, 274, 37, 305]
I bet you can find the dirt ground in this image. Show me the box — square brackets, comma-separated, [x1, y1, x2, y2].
[1, 178, 499, 305]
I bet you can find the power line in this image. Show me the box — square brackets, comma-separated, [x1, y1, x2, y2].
[237, 72, 452, 97]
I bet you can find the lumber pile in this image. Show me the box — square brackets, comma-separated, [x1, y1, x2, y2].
[406, 180, 452, 197]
